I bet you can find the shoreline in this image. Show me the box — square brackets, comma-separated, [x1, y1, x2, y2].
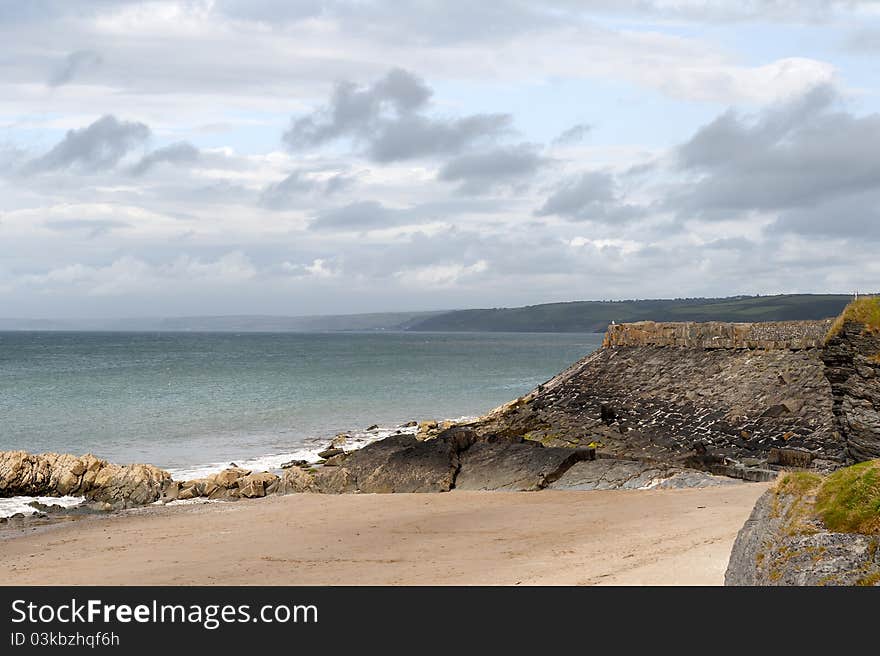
[1, 485, 769, 586]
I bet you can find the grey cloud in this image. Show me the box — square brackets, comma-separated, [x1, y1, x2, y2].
[310, 200, 405, 231]
[771, 191, 880, 239]
[536, 171, 641, 223]
[25, 115, 150, 173]
[284, 68, 511, 162]
[438, 144, 546, 195]
[671, 84, 880, 218]
[48, 50, 102, 87]
[130, 142, 200, 176]
[553, 123, 591, 145]
[309, 197, 499, 231]
[260, 170, 357, 210]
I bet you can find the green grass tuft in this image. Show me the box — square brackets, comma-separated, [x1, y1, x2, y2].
[826, 296, 880, 342]
[815, 460, 880, 534]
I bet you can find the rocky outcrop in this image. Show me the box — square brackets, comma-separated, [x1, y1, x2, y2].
[725, 488, 880, 586]
[822, 320, 880, 461]
[0, 451, 171, 508]
[311, 428, 476, 493]
[454, 437, 593, 491]
[473, 332, 843, 466]
[549, 458, 741, 490]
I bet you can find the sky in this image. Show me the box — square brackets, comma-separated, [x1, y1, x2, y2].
[2, 1, 880, 319]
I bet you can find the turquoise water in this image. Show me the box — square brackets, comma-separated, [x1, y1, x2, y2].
[0, 331, 601, 474]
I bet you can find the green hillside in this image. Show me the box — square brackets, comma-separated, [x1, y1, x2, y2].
[407, 294, 855, 333]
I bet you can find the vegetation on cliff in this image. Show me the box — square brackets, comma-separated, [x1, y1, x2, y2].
[826, 296, 880, 342]
[776, 460, 880, 536]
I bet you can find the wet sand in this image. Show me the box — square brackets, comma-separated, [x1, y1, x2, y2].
[1, 484, 767, 585]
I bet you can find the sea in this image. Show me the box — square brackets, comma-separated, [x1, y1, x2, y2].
[0, 331, 603, 517]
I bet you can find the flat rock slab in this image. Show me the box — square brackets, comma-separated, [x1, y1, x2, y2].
[454, 440, 592, 491]
[549, 459, 742, 491]
[320, 433, 473, 493]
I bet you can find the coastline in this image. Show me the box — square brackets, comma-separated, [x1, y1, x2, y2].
[1, 485, 769, 586]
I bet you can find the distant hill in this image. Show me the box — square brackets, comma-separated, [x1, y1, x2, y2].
[0, 294, 859, 333]
[406, 294, 856, 333]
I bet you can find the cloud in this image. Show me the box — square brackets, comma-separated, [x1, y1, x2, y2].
[438, 144, 546, 194]
[259, 170, 357, 210]
[24, 115, 150, 174]
[48, 50, 102, 87]
[670, 83, 880, 222]
[553, 123, 591, 145]
[310, 200, 402, 231]
[283, 68, 512, 162]
[536, 171, 642, 223]
[130, 142, 200, 176]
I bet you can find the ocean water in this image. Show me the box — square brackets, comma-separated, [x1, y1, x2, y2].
[0, 331, 602, 481]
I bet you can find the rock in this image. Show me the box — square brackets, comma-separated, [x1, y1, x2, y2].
[237, 472, 280, 498]
[725, 488, 880, 586]
[317, 448, 344, 460]
[209, 467, 251, 488]
[330, 434, 350, 449]
[280, 459, 309, 469]
[319, 430, 478, 494]
[600, 404, 617, 425]
[277, 467, 318, 494]
[323, 454, 348, 467]
[161, 481, 180, 503]
[401, 421, 418, 427]
[767, 448, 813, 468]
[822, 318, 880, 461]
[0, 450, 172, 508]
[366, 424, 380, 431]
[455, 437, 594, 491]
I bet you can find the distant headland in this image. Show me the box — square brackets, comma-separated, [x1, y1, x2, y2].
[0, 293, 862, 333]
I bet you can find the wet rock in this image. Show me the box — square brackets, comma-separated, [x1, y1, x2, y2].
[366, 424, 379, 431]
[317, 448, 344, 460]
[280, 459, 309, 469]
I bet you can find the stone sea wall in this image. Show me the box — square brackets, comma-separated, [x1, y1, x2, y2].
[603, 319, 834, 350]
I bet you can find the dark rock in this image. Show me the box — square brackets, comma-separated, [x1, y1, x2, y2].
[280, 459, 309, 469]
[600, 404, 617, 425]
[323, 454, 348, 467]
[366, 424, 380, 431]
[319, 431, 477, 494]
[822, 320, 880, 461]
[455, 438, 593, 491]
[317, 448, 344, 460]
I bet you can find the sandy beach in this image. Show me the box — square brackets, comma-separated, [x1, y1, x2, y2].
[1, 484, 768, 586]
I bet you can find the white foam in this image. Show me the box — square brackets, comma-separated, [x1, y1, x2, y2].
[166, 422, 419, 481]
[0, 495, 84, 519]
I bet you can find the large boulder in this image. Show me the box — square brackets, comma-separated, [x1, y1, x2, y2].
[454, 437, 593, 491]
[317, 429, 477, 493]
